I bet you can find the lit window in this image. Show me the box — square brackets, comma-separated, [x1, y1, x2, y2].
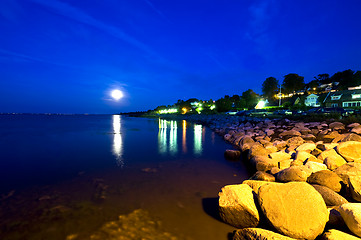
[331, 95, 342, 100]
[352, 94, 361, 99]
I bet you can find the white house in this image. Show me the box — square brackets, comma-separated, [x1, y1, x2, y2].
[305, 94, 320, 107]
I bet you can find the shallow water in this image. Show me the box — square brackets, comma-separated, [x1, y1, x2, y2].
[0, 114, 250, 239]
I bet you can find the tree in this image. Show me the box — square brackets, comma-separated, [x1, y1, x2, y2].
[282, 74, 305, 94]
[215, 96, 232, 112]
[241, 89, 259, 109]
[353, 71, 361, 86]
[331, 69, 355, 89]
[314, 74, 330, 84]
[262, 77, 279, 100]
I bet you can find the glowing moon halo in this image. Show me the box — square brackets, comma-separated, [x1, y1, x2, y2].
[111, 89, 124, 100]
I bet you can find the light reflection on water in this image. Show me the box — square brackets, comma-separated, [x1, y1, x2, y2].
[158, 119, 203, 155]
[112, 115, 124, 167]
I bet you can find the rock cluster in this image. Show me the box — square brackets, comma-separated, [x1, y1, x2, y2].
[212, 117, 361, 239]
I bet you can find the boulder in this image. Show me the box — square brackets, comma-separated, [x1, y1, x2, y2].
[233, 228, 296, 240]
[295, 151, 320, 163]
[341, 133, 361, 142]
[248, 143, 271, 159]
[303, 134, 316, 141]
[336, 141, 361, 162]
[279, 130, 302, 139]
[296, 143, 316, 152]
[321, 229, 361, 240]
[273, 140, 287, 151]
[276, 166, 309, 182]
[307, 170, 343, 192]
[278, 159, 292, 170]
[218, 184, 259, 228]
[324, 155, 347, 170]
[317, 149, 341, 162]
[323, 131, 341, 143]
[339, 203, 361, 237]
[286, 136, 304, 147]
[349, 177, 361, 202]
[351, 125, 361, 135]
[312, 184, 348, 206]
[224, 149, 241, 160]
[269, 151, 291, 162]
[251, 155, 278, 172]
[304, 161, 327, 173]
[329, 122, 345, 131]
[258, 182, 328, 240]
[242, 180, 282, 193]
[250, 171, 275, 182]
[348, 123, 361, 128]
[334, 163, 361, 187]
[317, 143, 338, 151]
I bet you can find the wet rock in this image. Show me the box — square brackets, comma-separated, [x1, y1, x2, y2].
[336, 141, 361, 162]
[321, 229, 360, 240]
[258, 182, 328, 240]
[276, 166, 309, 182]
[250, 171, 275, 182]
[90, 209, 177, 240]
[218, 184, 259, 228]
[224, 149, 241, 160]
[307, 170, 343, 192]
[312, 184, 348, 206]
[233, 228, 295, 240]
[339, 203, 361, 237]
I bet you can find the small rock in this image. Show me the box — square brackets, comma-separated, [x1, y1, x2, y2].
[224, 149, 241, 160]
[296, 143, 316, 152]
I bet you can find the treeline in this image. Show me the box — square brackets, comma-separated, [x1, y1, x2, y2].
[152, 69, 361, 114]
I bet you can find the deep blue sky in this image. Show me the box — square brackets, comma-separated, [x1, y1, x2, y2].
[1, 0, 361, 113]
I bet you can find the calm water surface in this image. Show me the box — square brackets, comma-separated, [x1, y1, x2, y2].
[0, 114, 249, 240]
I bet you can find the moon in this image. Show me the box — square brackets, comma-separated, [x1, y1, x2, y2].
[111, 89, 124, 100]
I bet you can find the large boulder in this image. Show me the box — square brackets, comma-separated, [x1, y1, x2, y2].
[336, 141, 361, 162]
[233, 228, 296, 240]
[321, 229, 361, 240]
[307, 170, 343, 192]
[349, 177, 361, 202]
[317, 149, 341, 162]
[334, 163, 361, 187]
[339, 203, 361, 237]
[258, 182, 328, 240]
[312, 184, 348, 206]
[218, 184, 259, 228]
[276, 166, 309, 182]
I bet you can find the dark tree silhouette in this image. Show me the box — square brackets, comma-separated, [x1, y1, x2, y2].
[282, 73, 305, 94]
[262, 77, 279, 100]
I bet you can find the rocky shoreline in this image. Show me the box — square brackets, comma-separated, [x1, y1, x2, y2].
[158, 114, 361, 240]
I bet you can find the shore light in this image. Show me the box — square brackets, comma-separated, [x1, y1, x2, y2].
[255, 100, 266, 109]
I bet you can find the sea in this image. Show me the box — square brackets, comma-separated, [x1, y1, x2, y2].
[0, 114, 250, 240]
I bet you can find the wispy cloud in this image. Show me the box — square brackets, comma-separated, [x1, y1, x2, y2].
[0, 49, 45, 62]
[28, 0, 157, 56]
[143, 0, 169, 21]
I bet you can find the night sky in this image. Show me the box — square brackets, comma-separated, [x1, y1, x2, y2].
[1, 0, 361, 114]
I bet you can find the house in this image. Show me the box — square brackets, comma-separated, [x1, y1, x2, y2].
[323, 89, 361, 107]
[305, 94, 320, 107]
